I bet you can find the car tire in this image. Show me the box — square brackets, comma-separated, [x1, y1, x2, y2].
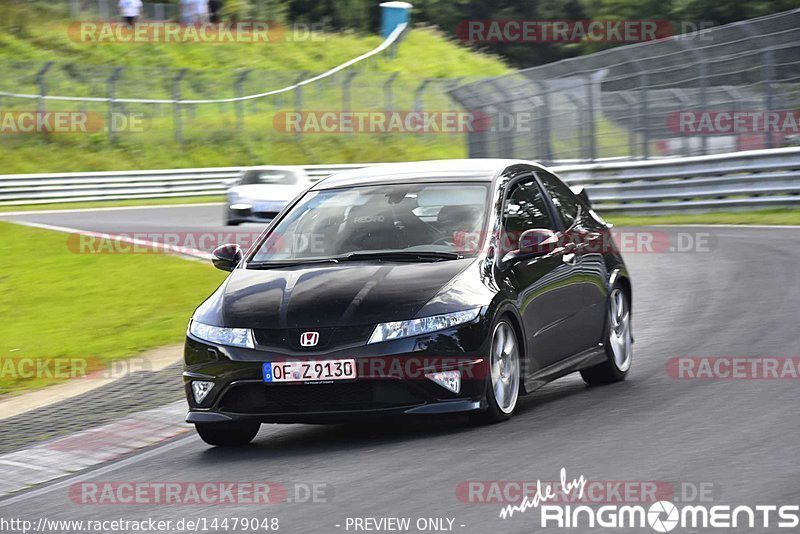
[195, 421, 260, 446]
[580, 285, 632, 385]
[475, 318, 521, 424]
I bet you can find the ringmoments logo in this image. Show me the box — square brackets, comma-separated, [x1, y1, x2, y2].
[500, 468, 800, 531]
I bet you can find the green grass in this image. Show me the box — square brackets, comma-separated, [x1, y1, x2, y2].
[0, 195, 223, 212]
[606, 208, 800, 227]
[0, 221, 226, 394]
[0, 13, 506, 77]
[0, 7, 509, 173]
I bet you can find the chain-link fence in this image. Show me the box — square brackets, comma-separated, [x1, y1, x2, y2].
[449, 9, 800, 163]
[0, 60, 475, 142]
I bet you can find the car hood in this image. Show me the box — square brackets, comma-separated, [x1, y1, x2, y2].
[194, 259, 476, 329]
[229, 184, 304, 202]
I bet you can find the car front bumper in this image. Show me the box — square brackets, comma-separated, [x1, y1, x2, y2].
[227, 201, 286, 224]
[183, 322, 491, 424]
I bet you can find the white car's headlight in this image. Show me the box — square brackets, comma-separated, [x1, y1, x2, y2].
[228, 191, 252, 209]
[189, 320, 255, 349]
[367, 308, 481, 344]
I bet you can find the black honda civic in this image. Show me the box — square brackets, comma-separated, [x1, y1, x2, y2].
[184, 160, 633, 446]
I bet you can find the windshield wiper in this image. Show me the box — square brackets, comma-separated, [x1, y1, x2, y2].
[247, 251, 463, 268]
[247, 258, 340, 269]
[339, 251, 463, 262]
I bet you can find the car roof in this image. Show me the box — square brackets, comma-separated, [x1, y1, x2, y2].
[311, 159, 545, 190]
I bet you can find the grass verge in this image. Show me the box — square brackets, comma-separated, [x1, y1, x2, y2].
[606, 208, 800, 227]
[0, 221, 226, 395]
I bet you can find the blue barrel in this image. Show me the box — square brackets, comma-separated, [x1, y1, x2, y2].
[380, 1, 412, 38]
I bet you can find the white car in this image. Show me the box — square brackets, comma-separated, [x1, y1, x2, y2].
[225, 166, 311, 225]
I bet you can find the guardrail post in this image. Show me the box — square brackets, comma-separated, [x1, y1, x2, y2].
[234, 69, 251, 133]
[35, 62, 54, 119]
[762, 47, 776, 149]
[173, 69, 187, 143]
[678, 42, 708, 155]
[586, 75, 597, 162]
[670, 89, 692, 156]
[383, 72, 399, 113]
[721, 86, 744, 151]
[414, 78, 431, 114]
[342, 71, 358, 136]
[739, 23, 777, 150]
[106, 66, 124, 143]
[564, 92, 584, 161]
[342, 71, 358, 112]
[697, 59, 708, 155]
[619, 50, 650, 159]
[532, 81, 554, 163]
[639, 71, 650, 159]
[293, 71, 308, 138]
[489, 80, 515, 158]
[98, 0, 110, 19]
[618, 91, 638, 160]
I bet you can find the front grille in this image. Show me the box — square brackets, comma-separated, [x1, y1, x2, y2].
[219, 381, 425, 414]
[253, 325, 374, 351]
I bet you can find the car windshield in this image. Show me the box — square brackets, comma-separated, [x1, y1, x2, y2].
[249, 183, 491, 264]
[240, 169, 299, 185]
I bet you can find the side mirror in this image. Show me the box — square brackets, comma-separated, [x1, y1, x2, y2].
[518, 228, 559, 255]
[569, 185, 591, 207]
[222, 178, 240, 187]
[211, 243, 243, 271]
[501, 229, 559, 265]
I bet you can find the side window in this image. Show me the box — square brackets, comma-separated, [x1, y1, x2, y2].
[536, 171, 581, 228]
[502, 177, 553, 254]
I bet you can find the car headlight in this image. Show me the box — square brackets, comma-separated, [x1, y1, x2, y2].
[367, 308, 481, 344]
[228, 192, 252, 209]
[189, 320, 255, 349]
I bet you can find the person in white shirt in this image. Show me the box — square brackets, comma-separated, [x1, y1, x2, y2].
[118, 0, 143, 26]
[193, 0, 209, 24]
[180, 0, 194, 24]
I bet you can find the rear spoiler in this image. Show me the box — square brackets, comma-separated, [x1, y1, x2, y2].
[569, 185, 591, 207]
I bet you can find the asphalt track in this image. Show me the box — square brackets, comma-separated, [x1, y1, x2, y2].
[2, 205, 800, 534]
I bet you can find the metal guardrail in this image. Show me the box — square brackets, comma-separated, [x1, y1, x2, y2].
[1, 148, 799, 213]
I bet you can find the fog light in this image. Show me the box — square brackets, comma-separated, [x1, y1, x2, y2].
[425, 370, 461, 394]
[192, 381, 215, 404]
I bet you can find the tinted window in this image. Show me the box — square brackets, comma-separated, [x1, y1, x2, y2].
[240, 169, 299, 185]
[250, 183, 491, 262]
[502, 178, 553, 254]
[537, 171, 580, 228]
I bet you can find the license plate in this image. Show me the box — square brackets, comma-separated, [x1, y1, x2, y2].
[263, 359, 356, 383]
